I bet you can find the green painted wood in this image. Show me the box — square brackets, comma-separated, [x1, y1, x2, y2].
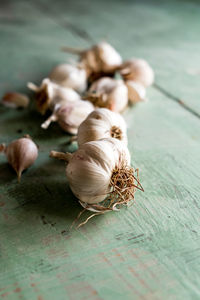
[0, 1, 200, 299]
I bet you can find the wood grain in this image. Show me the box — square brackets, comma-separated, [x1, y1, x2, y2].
[0, 0, 200, 299]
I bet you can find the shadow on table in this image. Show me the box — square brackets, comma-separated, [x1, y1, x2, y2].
[5, 157, 100, 233]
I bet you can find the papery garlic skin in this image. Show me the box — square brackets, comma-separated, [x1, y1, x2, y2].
[125, 80, 147, 103]
[120, 59, 154, 87]
[87, 77, 128, 113]
[41, 100, 94, 134]
[0, 136, 38, 181]
[27, 78, 80, 114]
[49, 64, 87, 93]
[1, 92, 30, 108]
[66, 138, 130, 204]
[77, 108, 128, 146]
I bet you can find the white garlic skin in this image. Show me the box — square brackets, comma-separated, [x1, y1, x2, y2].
[66, 138, 130, 204]
[28, 78, 80, 113]
[125, 80, 147, 103]
[77, 108, 128, 146]
[120, 59, 154, 87]
[81, 41, 122, 74]
[88, 77, 128, 113]
[49, 64, 87, 93]
[3, 136, 38, 181]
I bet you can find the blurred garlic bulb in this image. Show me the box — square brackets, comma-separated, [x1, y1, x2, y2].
[86, 77, 128, 113]
[120, 59, 154, 87]
[0, 135, 38, 182]
[41, 99, 94, 134]
[125, 80, 147, 103]
[63, 42, 122, 81]
[77, 108, 127, 146]
[27, 78, 80, 114]
[50, 138, 141, 210]
[49, 64, 87, 93]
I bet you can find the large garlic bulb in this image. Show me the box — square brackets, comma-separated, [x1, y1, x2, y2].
[77, 108, 128, 146]
[41, 100, 94, 134]
[49, 64, 87, 93]
[50, 138, 139, 210]
[86, 77, 128, 113]
[120, 59, 154, 87]
[27, 78, 80, 114]
[125, 80, 146, 103]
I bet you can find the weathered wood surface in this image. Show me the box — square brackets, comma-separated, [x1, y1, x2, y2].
[0, 0, 200, 299]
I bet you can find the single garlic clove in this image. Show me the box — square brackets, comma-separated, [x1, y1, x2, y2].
[77, 108, 128, 146]
[125, 80, 147, 103]
[49, 63, 87, 93]
[50, 138, 137, 207]
[41, 100, 94, 134]
[120, 58, 154, 87]
[1, 92, 30, 108]
[86, 77, 128, 113]
[0, 135, 38, 182]
[27, 78, 80, 114]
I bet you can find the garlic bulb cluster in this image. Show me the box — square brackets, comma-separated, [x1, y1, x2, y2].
[86, 77, 128, 113]
[28, 78, 80, 114]
[49, 64, 87, 93]
[50, 138, 138, 208]
[77, 108, 128, 146]
[63, 41, 122, 81]
[41, 100, 94, 134]
[0, 135, 38, 182]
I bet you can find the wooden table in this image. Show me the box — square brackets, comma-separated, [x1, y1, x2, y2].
[0, 1, 200, 299]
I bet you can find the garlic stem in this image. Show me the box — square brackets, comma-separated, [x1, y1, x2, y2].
[41, 114, 58, 129]
[50, 151, 73, 162]
[61, 46, 84, 55]
[27, 82, 39, 92]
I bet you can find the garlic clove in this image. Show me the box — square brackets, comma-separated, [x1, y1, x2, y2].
[49, 63, 87, 93]
[120, 58, 154, 87]
[1, 92, 30, 108]
[125, 80, 147, 103]
[0, 135, 38, 182]
[41, 100, 94, 134]
[27, 78, 80, 114]
[86, 77, 128, 113]
[77, 108, 128, 146]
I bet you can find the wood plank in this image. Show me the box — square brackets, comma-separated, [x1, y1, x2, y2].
[0, 1, 200, 299]
[41, 0, 200, 115]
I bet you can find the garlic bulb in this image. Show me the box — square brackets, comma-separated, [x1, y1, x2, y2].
[125, 80, 147, 103]
[41, 100, 94, 134]
[27, 78, 80, 114]
[0, 135, 38, 181]
[120, 59, 154, 87]
[63, 42, 122, 81]
[50, 138, 141, 211]
[86, 77, 128, 113]
[77, 108, 128, 146]
[49, 64, 87, 93]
